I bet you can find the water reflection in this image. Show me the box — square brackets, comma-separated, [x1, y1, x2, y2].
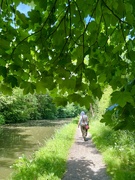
[0, 119, 71, 180]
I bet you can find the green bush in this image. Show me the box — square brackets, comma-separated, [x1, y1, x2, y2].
[90, 86, 135, 179]
[0, 88, 87, 123]
[3, 90, 39, 123]
[36, 94, 57, 120]
[56, 104, 87, 118]
[0, 114, 5, 125]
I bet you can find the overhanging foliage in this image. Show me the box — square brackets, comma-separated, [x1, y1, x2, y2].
[0, 0, 135, 129]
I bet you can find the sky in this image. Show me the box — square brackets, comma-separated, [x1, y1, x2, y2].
[16, 3, 31, 15]
[17, 2, 94, 24]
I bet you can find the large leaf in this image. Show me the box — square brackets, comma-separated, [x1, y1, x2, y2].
[0, 85, 12, 95]
[111, 91, 134, 107]
[4, 75, 18, 87]
[0, 66, 7, 77]
[0, 38, 10, 50]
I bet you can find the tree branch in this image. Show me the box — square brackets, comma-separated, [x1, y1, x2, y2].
[11, 0, 58, 59]
[102, 0, 130, 26]
[73, 0, 85, 28]
[84, 0, 100, 32]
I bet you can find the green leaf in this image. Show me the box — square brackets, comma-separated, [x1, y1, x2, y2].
[0, 59, 6, 66]
[20, 82, 35, 94]
[131, 85, 135, 95]
[15, 42, 30, 54]
[16, 10, 29, 28]
[59, 78, 76, 90]
[0, 66, 7, 77]
[4, 75, 18, 87]
[28, 10, 42, 24]
[85, 68, 97, 81]
[125, 3, 133, 13]
[0, 38, 10, 50]
[129, 50, 135, 60]
[72, 46, 83, 60]
[79, 95, 93, 109]
[36, 76, 55, 93]
[68, 94, 82, 103]
[111, 91, 134, 107]
[112, 44, 123, 54]
[110, 15, 119, 26]
[87, 21, 97, 32]
[98, 73, 106, 83]
[92, 85, 102, 99]
[37, 0, 47, 10]
[36, 81, 47, 93]
[0, 85, 12, 95]
[100, 110, 113, 125]
[17, 70, 29, 81]
[98, 33, 107, 47]
[53, 97, 68, 106]
[117, 1, 125, 17]
[126, 14, 134, 24]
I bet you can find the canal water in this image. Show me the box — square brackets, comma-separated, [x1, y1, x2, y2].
[0, 119, 71, 180]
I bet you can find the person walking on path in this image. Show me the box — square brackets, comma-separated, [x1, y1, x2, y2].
[78, 111, 89, 141]
[62, 128, 111, 180]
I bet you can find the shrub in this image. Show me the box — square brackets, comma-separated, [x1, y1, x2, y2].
[0, 114, 5, 125]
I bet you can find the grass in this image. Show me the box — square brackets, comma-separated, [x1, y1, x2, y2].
[10, 118, 77, 180]
[90, 120, 135, 180]
[90, 86, 135, 180]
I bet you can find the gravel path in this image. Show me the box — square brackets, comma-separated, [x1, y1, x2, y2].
[62, 128, 111, 180]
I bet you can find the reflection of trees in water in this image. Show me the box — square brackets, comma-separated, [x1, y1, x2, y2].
[0, 119, 71, 158]
[7, 118, 71, 127]
[0, 128, 35, 158]
[0, 119, 71, 179]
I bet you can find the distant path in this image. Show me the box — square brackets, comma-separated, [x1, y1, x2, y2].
[62, 128, 111, 180]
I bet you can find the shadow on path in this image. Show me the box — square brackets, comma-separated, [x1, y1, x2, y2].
[63, 159, 109, 180]
[62, 128, 111, 180]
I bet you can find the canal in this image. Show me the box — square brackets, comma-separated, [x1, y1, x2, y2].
[0, 119, 71, 180]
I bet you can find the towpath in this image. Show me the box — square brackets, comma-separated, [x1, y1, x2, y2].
[62, 127, 111, 180]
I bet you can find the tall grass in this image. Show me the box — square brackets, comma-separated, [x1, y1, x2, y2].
[90, 86, 135, 180]
[10, 119, 77, 180]
[90, 121, 135, 180]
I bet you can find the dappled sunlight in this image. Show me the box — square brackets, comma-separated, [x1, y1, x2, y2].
[63, 159, 110, 180]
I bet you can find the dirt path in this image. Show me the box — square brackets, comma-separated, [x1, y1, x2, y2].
[62, 128, 111, 180]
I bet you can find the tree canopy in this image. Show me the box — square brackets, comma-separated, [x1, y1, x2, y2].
[0, 0, 135, 129]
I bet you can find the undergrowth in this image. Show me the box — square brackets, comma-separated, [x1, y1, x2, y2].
[10, 119, 77, 180]
[90, 86, 135, 180]
[90, 121, 135, 180]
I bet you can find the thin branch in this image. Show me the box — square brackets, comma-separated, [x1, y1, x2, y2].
[73, 0, 85, 28]
[40, 0, 58, 30]
[68, 0, 72, 37]
[84, 0, 100, 33]
[102, 0, 130, 26]
[11, 29, 42, 59]
[11, 0, 58, 59]
[47, 7, 69, 38]
[52, 37, 69, 64]
[82, 33, 84, 59]
[0, 0, 3, 11]
[70, 0, 99, 50]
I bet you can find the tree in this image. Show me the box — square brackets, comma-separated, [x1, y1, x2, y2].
[0, 0, 135, 129]
[36, 94, 57, 119]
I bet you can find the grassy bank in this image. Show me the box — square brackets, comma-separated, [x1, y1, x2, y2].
[11, 119, 77, 180]
[90, 86, 135, 180]
[90, 120, 135, 180]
